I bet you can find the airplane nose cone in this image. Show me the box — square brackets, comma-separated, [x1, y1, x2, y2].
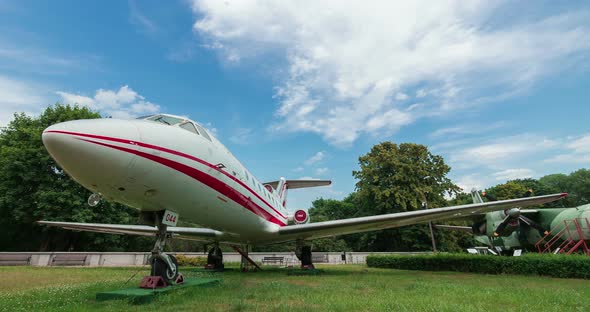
[507, 208, 521, 218]
[42, 119, 141, 193]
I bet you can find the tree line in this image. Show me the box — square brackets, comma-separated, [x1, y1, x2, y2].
[0, 105, 588, 252]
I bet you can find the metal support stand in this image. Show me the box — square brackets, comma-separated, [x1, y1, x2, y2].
[231, 244, 260, 272]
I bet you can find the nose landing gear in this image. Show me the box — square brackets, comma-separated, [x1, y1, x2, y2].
[140, 222, 183, 288]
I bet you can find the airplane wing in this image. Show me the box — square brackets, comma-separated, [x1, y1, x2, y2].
[264, 179, 331, 189]
[37, 221, 229, 242]
[435, 208, 540, 222]
[274, 193, 566, 242]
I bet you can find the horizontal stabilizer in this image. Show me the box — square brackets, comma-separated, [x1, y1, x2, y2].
[264, 179, 331, 190]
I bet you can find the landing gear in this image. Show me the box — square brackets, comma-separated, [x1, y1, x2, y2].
[296, 240, 314, 270]
[141, 221, 182, 288]
[205, 244, 224, 271]
[151, 255, 179, 282]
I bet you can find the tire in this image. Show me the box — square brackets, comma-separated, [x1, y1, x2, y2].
[207, 246, 224, 269]
[151, 255, 179, 283]
[301, 246, 312, 266]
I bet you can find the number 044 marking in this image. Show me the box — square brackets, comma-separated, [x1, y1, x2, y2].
[162, 210, 179, 226]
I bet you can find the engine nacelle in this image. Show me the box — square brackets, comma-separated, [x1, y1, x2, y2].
[288, 209, 310, 224]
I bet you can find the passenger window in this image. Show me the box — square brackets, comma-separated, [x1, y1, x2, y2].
[194, 124, 212, 141]
[179, 122, 199, 134]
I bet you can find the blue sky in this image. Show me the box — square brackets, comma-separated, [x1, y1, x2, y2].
[1, 0, 589, 210]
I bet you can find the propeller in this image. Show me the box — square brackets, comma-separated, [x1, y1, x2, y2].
[482, 189, 549, 237]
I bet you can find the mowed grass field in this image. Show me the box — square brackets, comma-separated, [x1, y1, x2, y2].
[0, 265, 589, 312]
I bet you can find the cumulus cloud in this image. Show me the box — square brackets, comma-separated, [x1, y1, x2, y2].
[0, 76, 48, 127]
[448, 134, 559, 169]
[454, 174, 488, 193]
[315, 167, 329, 176]
[544, 133, 590, 164]
[566, 134, 590, 154]
[304, 151, 326, 166]
[439, 132, 590, 192]
[191, 1, 590, 145]
[492, 168, 534, 181]
[56, 85, 160, 119]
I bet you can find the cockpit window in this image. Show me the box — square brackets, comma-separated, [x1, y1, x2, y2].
[179, 122, 199, 134]
[146, 115, 184, 126]
[194, 123, 212, 141]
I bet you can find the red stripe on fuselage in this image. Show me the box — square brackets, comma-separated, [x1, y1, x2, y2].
[45, 130, 287, 219]
[76, 138, 286, 226]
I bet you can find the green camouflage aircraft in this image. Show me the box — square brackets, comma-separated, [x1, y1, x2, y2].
[436, 189, 590, 253]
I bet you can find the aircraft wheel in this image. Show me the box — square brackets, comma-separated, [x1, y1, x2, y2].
[151, 255, 179, 283]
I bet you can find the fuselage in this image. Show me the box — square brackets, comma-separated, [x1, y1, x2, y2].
[42, 115, 289, 242]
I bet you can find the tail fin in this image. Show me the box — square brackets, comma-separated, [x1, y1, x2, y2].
[470, 188, 484, 204]
[277, 178, 289, 207]
[264, 178, 331, 208]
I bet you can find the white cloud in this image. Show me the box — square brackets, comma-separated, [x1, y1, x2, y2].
[229, 127, 253, 144]
[315, 167, 329, 176]
[292, 166, 304, 172]
[395, 92, 409, 101]
[430, 121, 507, 138]
[128, 0, 158, 34]
[566, 133, 590, 154]
[544, 133, 590, 164]
[192, 1, 590, 145]
[304, 151, 326, 166]
[202, 122, 218, 137]
[544, 154, 590, 164]
[492, 168, 534, 181]
[440, 130, 590, 195]
[0, 76, 48, 127]
[56, 85, 160, 119]
[449, 134, 559, 169]
[454, 174, 487, 193]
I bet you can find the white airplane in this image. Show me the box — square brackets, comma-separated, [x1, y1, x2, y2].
[39, 113, 566, 283]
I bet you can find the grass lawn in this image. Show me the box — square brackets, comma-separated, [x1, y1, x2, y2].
[0, 264, 588, 311]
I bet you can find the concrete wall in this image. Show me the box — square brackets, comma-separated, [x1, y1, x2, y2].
[0, 251, 431, 266]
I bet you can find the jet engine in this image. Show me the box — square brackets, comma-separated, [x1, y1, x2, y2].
[288, 209, 310, 225]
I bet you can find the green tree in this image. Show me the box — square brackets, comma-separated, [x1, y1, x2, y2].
[350, 142, 461, 251]
[354, 142, 460, 213]
[308, 195, 358, 251]
[0, 104, 152, 251]
[566, 169, 590, 206]
[484, 181, 529, 200]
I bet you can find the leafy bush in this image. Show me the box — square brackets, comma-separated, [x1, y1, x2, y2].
[175, 254, 207, 267]
[366, 253, 590, 279]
